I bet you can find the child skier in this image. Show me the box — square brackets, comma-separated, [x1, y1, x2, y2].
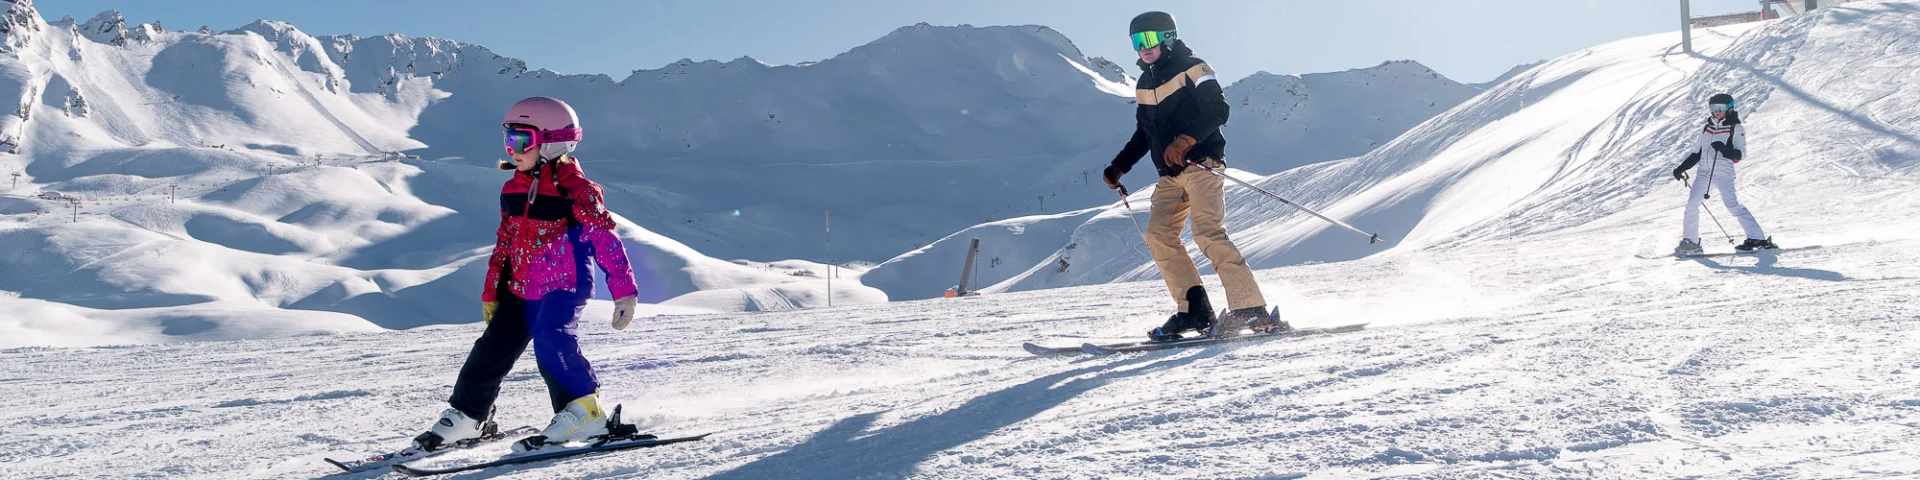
[1102, 11, 1286, 341]
[1672, 93, 1777, 254]
[414, 96, 646, 453]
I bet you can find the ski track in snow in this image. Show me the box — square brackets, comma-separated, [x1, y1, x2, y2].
[2, 237, 1917, 479]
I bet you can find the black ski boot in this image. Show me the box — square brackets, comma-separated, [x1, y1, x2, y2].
[1148, 313, 1194, 342]
[1734, 237, 1778, 251]
[1214, 306, 1290, 337]
[1149, 286, 1215, 342]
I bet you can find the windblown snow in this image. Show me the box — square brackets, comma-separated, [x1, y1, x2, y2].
[3, 0, 1920, 479]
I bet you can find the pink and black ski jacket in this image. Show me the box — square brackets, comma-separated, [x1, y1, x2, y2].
[481, 158, 638, 303]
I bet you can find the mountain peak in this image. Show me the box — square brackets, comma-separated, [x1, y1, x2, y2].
[76, 10, 125, 46]
[227, 18, 323, 49]
[1240, 60, 1450, 85]
[858, 23, 1092, 63]
[1334, 60, 1445, 79]
[1, 0, 44, 52]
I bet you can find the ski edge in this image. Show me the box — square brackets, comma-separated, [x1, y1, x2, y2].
[1023, 342, 1083, 356]
[1026, 340, 1154, 356]
[1638, 245, 1820, 260]
[1082, 323, 1369, 355]
[324, 425, 539, 473]
[389, 432, 713, 477]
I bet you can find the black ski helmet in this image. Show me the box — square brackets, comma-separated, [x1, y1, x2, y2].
[1707, 93, 1741, 123]
[1130, 11, 1176, 35]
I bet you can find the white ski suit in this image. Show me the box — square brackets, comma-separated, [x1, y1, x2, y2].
[1681, 116, 1766, 242]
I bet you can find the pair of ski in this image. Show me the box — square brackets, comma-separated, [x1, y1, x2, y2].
[1638, 244, 1818, 260]
[324, 419, 708, 476]
[1025, 319, 1370, 356]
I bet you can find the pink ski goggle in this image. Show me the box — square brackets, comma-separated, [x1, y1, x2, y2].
[503, 125, 582, 154]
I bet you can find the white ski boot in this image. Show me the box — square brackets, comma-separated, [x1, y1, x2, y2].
[413, 407, 498, 452]
[513, 394, 638, 452]
[1674, 238, 1704, 256]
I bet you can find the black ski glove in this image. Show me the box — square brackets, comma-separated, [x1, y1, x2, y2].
[1710, 141, 1742, 161]
[1673, 152, 1700, 181]
[1102, 164, 1126, 190]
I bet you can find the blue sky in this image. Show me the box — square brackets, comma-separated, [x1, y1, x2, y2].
[43, 0, 1768, 84]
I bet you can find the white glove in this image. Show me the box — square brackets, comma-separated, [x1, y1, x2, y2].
[610, 296, 638, 330]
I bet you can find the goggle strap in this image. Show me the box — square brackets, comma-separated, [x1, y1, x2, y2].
[538, 128, 581, 143]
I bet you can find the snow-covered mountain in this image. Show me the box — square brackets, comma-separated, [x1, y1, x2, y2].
[864, 1, 1920, 303]
[0, 0, 1483, 344]
[160, 19, 1143, 264]
[0, 3, 899, 343]
[1472, 59, 1548, 90]
[1221, 60, 1485, 174]
[6, 3, 1920, 477]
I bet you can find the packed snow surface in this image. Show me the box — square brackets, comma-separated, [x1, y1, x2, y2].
[3, 1, 1920, 478]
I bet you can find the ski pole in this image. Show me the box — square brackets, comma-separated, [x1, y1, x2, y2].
[1683, 179, 1736, 245]
[1117, 185, 1151, 247]
[1188, 161, 1385, 245]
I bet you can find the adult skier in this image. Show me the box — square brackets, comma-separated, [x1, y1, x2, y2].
[1672, 93, 1777, 254]
[1102, 11, 1286, 342]
[414, 96, 647, 453]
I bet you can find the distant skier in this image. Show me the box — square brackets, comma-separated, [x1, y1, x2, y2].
[1671, 93, 1777, 255]
[414, 96, 646, 453]
[1102, 11, 1286, 341]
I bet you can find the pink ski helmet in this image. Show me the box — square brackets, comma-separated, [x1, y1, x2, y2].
[502, 96, 582, 161]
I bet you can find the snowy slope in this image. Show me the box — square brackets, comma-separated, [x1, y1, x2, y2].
[1471, 60, 1547, 90]
[3, 2, 1919, 479]
[860, 59, 1482, 301]
[873, 4, 1920, 302]
[6, 242, 1918, 478]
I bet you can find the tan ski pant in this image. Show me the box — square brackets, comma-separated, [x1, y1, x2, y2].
[1147, 158, 1265, 313]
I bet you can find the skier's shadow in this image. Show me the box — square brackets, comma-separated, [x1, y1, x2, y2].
[703, 349, 1228, 480]
[1689, 252, 1847, 281]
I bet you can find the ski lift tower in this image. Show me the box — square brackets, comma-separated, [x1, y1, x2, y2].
[954, 238, 981, 296]
[1681, 1, 1695, 55]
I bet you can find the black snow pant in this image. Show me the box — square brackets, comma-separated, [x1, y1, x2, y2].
[446, 290, 593, 420]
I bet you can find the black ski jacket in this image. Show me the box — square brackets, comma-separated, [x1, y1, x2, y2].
[1109, 44, 1230, 178]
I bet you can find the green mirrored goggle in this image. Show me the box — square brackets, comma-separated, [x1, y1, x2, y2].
[1131, 30, 1176, 51]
